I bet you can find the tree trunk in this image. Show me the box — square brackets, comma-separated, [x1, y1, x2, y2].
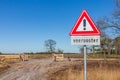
[108, 45, 111, 55]
[115, 47, 118, 55]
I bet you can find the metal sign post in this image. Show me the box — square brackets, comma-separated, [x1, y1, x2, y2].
[84, 45, 87, 80]
[69, 10, 101, 80]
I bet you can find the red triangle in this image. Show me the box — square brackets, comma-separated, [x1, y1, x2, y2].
[70, 10, 100, 36]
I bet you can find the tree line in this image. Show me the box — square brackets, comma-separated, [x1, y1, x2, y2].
[94, 0, 120, 55]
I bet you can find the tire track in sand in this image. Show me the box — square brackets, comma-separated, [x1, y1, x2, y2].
[0, 59, 53, 80]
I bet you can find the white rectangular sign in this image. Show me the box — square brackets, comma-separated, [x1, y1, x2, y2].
[71, 36, 100, 45]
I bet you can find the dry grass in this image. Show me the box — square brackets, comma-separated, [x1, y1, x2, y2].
[0, 55, 20, 59]
[0, 54, 51, 75]
[49, 60, 120, 80]
[58, 68, 120, 80]
[64, 54, 83, 58]
[1, 54, 120, 80]
[87, 68, 120, 80]
[28, 54, 51, 59]
[0, 63, 10, 75]
[0, 54, 21, 74]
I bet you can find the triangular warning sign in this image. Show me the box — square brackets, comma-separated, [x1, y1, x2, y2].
[70, 10, 100, 36]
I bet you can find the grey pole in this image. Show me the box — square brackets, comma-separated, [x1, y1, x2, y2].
[84, 45, 87, 80]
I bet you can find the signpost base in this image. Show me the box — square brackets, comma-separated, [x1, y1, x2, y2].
[84, 45, 87, 80]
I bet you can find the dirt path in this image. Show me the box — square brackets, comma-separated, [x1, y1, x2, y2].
[0, 59, 80, 80]
[0, 59, 54, 80]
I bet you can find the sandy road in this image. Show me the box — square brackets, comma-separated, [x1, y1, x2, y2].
[0, 58, 79, 80]
[0, 59, 54, 80]
[1, 58, 115, 80]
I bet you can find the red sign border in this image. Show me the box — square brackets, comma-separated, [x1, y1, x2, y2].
[70, 10, 101, 36]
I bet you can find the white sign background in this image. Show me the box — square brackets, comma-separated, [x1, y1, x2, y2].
[71, 36, 100, 45]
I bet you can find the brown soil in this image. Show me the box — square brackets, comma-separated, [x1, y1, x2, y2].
[0, 59, 120, 80]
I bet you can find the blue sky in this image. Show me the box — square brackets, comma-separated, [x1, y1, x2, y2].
[0, 0, 115, 53]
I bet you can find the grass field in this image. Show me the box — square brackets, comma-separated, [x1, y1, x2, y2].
[1, 54, 120, 80]
[49, 60, 120, 80]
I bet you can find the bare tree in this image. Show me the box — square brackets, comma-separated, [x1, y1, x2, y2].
[94, 19, 113, 55]
[95, 0, 120, 55]
[57, 49, 63, 54]
[45, 39, 56, 53]
[96, 0, 120, 35]
[114, 36, 120, 54]
[110, 0, 120, 33]
[79, 46, 84, 54]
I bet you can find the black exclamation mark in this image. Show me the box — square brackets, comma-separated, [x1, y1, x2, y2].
[83, 19, 86, 30]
